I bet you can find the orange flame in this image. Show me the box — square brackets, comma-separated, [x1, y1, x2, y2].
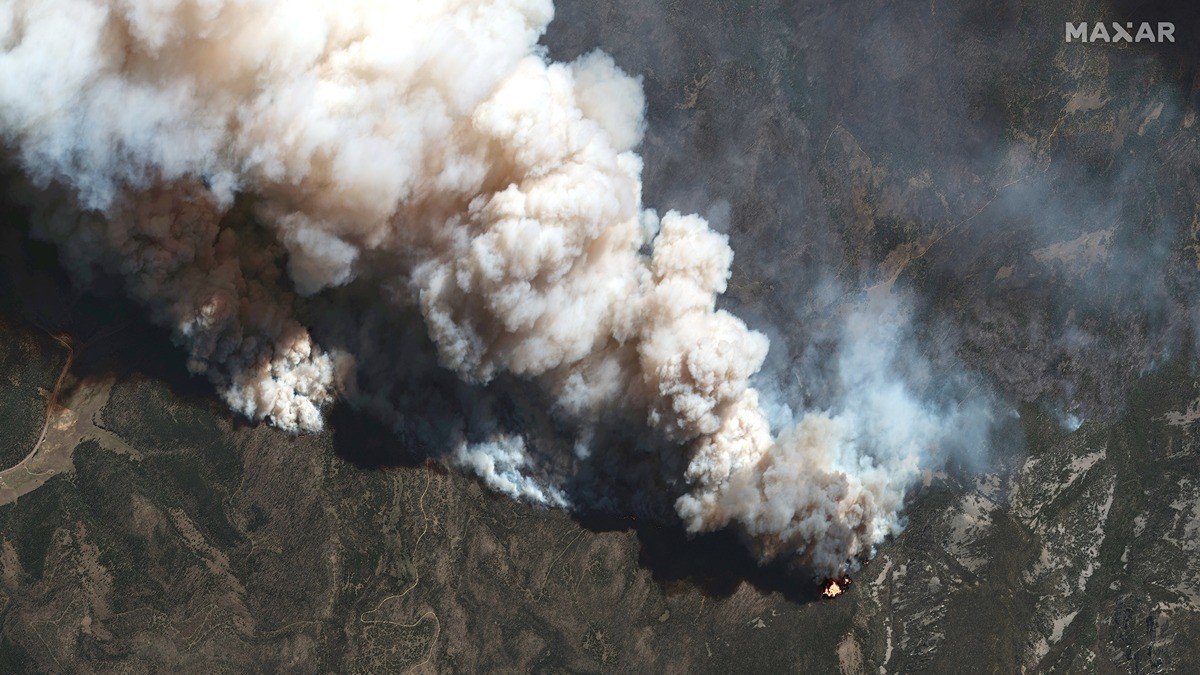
[821, 576, 852, 599]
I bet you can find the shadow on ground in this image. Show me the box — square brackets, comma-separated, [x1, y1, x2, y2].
[0, 178, 829, 607]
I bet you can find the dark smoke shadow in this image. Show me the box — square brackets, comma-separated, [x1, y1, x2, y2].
[0, 177, 227, 413]
[323, 371, 833, 605]
[575, 511, 828, 605]
[326, 403, 431, 470]
[0, 175, 831, 606]
[315, 326, 836, 605]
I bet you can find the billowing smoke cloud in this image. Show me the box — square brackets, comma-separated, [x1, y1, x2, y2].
[0, 0, 991, 575]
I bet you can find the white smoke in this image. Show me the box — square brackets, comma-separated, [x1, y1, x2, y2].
[454, 435, 569, 507]
[0, 0, 990, 575]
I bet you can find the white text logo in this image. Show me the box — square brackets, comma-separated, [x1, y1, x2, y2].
[1065, 22, 1175, 43]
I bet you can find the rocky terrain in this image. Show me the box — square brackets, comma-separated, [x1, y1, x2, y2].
[2, 0, 1200, 672]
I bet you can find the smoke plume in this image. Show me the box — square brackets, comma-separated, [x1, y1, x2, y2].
[0, 0, 990, 575]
